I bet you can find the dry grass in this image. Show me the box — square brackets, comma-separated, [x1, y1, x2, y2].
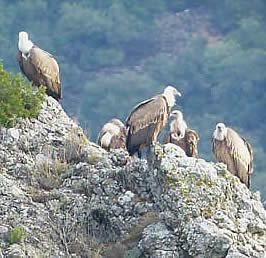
[87, 151, 104, 165]
[32, 127, 90, 188]
[63, 127, 89, 163]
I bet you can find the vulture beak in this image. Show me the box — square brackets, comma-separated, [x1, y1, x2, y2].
[175, 90, 181, 97]
[169, 112, 175, 118]
[217, 124, 223, 132]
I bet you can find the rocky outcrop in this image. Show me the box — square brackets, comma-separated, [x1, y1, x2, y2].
[0, 97, 265, 257]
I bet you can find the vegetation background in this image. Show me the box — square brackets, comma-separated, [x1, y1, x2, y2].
[0, 0, 265, 199]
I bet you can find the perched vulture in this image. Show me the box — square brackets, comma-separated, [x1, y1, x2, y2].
[97, 119, 126, 151]
[163, 110, 199, 157]
[126, 85, 181, 158]
[212, 123, 254, 188]
[16, 31, 62, 101]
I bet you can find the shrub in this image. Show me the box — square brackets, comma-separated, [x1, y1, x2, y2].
[0, 62, 46, 127]
[8, 225, 26, 244]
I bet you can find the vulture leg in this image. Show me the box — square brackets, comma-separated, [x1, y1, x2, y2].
[147, 144, 156, 169]
[147, 145, 152, 167]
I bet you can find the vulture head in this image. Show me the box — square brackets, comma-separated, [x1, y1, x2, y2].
[213, 123, 228, 141]
[170, 110, 184, 120]
[162, 85, 181, 107]
[18, 31, 33, 57]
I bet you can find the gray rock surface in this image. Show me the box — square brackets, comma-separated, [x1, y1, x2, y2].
[0, 96, 265, 257]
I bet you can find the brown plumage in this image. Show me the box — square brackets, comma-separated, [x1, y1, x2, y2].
[212, 123, 254, 188]
[126, 86, 181, 158]
[17, 31, 62, 101]
[163, 129, 199, 157]
[97, 119, 126, 151]
[163, 110, 199, 157]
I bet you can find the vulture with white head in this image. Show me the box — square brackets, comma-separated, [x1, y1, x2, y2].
[163, 110, 199, 157]
[16, 31, 62, 101]
[212, 122, 253, 188]
[97, 119, 126, 151]
[126, 85, 181, 158]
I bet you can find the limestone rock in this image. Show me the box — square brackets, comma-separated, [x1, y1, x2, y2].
[0, 96, 265, 257]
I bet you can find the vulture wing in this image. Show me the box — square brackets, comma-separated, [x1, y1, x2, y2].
[16, 51, 26, 76]
[30, 47, 61, 100]
[226, 128, 252, 175]
[242, 136, 254, 174]
[126, 95, 169, 155]
[213, 128, 253, 188]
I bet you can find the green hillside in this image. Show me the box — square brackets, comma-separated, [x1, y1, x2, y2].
[0, 0, 265, 198]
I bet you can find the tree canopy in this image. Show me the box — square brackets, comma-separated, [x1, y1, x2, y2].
[0, 0, 265, 199]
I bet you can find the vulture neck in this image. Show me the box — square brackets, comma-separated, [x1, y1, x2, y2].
[163, 91, 176, 107]
[171, 117, 187, 130]
[170, 117, 187, 138]
[19, 39, 34, 59]
[214, 128, 227, 141]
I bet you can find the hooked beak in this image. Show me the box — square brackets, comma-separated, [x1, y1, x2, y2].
[169, 112, 176, 118]
[217, 124, 224, 132]
[175, 90, 181, 97]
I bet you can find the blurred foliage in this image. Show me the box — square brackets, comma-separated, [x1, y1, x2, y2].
[0, 0, 265, 199]
[0, 62, 45, 127]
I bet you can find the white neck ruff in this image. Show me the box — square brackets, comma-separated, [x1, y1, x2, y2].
[163, 92, 176, 107]
[213, 127, 227, 141]
[18, 38, 33, 56]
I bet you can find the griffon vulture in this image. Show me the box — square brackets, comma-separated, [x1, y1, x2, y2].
[163, 110, 199, 157]
[16, 31, 62, 101]
[212, 123, 253, 188]
[97, 119, 126, 151]
[126, 85, 181, 158]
